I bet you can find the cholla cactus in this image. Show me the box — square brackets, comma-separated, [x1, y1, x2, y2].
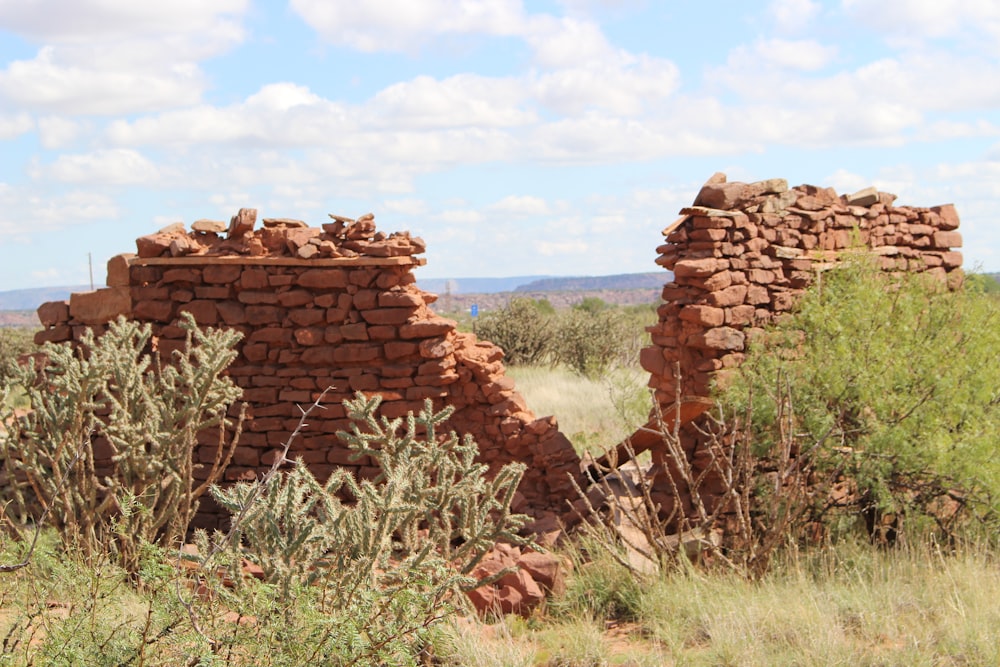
[206, 392, 530, 662]
[0, 314, 243, 572]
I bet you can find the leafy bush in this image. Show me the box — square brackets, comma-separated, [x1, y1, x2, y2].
[474, 297, 555, 365]
[0, 314, 243, 572]
[724, 260, 1000, 538]
[476, 298, 654, 376]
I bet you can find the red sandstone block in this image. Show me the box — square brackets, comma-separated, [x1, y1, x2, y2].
[381, 377, 415, 389]
[349, 269, 377, 287]
[334, 344, 380, 363]
[297, 268, 349, 289]
[203, 265, 242, 284]
[689, 326, 746, 351]
[242, 343, 268, 362]
[248, 327, 292, 345]
[419, 337, 454, 359]
[361, 308, 412, 326]
[241, 269, 268, 289]
[349, 374, 379, 391]
[679, 305, 725, 327]
[195, 286, 231, 299]
[379, 400, 427, 418]
[941, 251, 963, 269]
[707, 285, 747, 307]
[172, 289, 194, 303]
[245, 305, 283, 325]
[238, 291, 279, 305]
[217, 301, 247, 325]
[277, 290, 313, 308]
[399, 319, 455, 339]
[726, 305, 756, 326]
[340, 322, 369, 340]
[289, 308, 324, 327]
[368, 325, 396, 340]
[352, 289, 378, 310]
[294, 327, 325, 346]
[133, 299, 173, 322]
[162, 268, 201, 284]
[385, 341, 418, 359]
[931, 204, 960, 230]
[932, 231, 962, 249]
[179, 300, 218, 325]
[673, 258, 721, 279]
[35, 325, 72, 345]
[324, 326, 344, 345]
[37, 300, 69, 326]
[131, 286, 170, 301]
[378, 291, 424, 308]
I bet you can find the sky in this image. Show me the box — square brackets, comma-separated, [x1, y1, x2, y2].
[0, 0, 998, 292]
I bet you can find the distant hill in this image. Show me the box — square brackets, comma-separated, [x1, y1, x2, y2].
[515, 273, 668, 292]
[416, 276, 551, 294]
[417, 272, 672, 294]
[0, 285, 90, 311]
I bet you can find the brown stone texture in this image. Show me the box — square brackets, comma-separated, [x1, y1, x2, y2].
[34, 209, 581, 530]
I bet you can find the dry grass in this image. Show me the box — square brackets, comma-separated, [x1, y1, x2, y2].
[508, 364, 649, 457]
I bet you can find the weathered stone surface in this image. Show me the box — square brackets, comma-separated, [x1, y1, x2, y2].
[106, 253, 135, 287]
[69, 287, 131, 324]
[847, 186, 879, 207]
[192, 219, 227, 233]
[37, 300, 70, 326]
[262, 218, 307, 228]
[227, 208, 257, 239]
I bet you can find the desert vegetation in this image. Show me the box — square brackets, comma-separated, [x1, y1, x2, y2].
[0, 267, 998, 664]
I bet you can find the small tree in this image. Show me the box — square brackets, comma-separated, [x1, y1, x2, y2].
[724, 260, 1000, 540]
[474, 297, 555, 365]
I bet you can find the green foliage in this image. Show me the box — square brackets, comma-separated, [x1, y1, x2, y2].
[0, 314, 243, 572]
[474, 297, 555, 365]
[475, 298, 655, 377]
[204, 392, 530, 664]
[725, 260, 1000, 535]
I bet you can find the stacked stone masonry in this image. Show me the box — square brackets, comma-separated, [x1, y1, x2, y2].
[637, 173, 964, 523]
[641, 173, 964, 409]
[34, 209, 582, 528]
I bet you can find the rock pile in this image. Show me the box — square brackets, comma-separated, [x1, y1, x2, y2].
[136, 208, 427, 261]
[466, 543, 569, 617]
[34, 210, 583, 528]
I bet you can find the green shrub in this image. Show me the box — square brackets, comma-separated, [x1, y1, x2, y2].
[474, 297, 555, 365]
[724, 260, 1000, 537]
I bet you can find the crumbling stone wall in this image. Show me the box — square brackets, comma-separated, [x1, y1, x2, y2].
[641, 173, 964, 411]
[34, 210, 581, 528]
[636, 173, 964, 522]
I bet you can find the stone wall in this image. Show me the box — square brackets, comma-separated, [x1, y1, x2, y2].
[34, 210, 582, 528]
[641, 173, 964, 411]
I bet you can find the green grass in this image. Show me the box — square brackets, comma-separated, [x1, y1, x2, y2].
[508, 364, 650, 457]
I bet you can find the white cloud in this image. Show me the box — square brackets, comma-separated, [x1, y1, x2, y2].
[842, 0, 1000, 42]
[531, 53, 680, 115]
[487, 195, 551, 216]
[37, 115, 87, 149]
[0, 185, 119, 238]
[382, 199, 428, 216]
[368, 74, 534, 129]
[768, 0, 822, 32]
[0, 2, 247, 115]
[39, 149, 161, 186]
[523, 15, 614, 68]
[537, 239, 588, 255]
[748, 39, 837, 71]
[289, 0, 524, 52]
[0, 112, 33, 139]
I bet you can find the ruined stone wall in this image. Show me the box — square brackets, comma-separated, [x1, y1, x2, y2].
[34, 210, 582, 528]
[641, 173, 964, 411]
